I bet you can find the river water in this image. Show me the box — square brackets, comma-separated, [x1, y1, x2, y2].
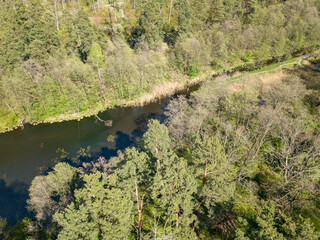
[0, 85, 198, 224]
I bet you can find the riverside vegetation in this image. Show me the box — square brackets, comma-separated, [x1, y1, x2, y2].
[1, 57, 320, 239]
[0, 0, 320, 132]
[1, 0, 320, 239]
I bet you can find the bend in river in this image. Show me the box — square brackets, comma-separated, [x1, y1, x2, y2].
[0, 85, 199, 224]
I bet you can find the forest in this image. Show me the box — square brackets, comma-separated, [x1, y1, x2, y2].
[1, 56, 320, 239]
[0, 0, 319, 132]
[1, 0, 320, 239]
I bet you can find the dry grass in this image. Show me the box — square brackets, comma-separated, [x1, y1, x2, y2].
[124, 69, 214, 106]
[227, 70, 288, 93]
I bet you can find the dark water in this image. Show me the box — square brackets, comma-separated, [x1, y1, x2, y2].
[0, 85, 199, 224]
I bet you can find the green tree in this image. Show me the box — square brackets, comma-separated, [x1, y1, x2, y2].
[152, 153, 198, 239]
[0, 0, 27, 66]
[209, 0, 225, 23]
[190, 0, 208, 31]
[0, 217, 7, 239]
[191, 134, 236, 228]
[74, 10, 94, 61]
[142, 119, 171, 167]
[27, 162, 77, 222]
[138, 0, 163, 49]
[55, 172, 133, 240]
[114, 147, 152, 239]
[88, 42, 104, 67]
[174, 0, 192, 34]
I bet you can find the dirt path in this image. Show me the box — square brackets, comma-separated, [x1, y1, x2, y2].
[221, 50, 320, 85]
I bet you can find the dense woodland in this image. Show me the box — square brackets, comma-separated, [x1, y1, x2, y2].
[1, 60, 320, 239]
[1, 0, 320, 239]
[0, 0, 320, 132]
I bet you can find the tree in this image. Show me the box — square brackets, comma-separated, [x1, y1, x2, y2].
[235, 201, 320, 240]
[138, 0, 163, 49]
[209, 0, 225, 23]
[0, 217, 7, 239]
[142, 119, 171, 167]
[55, 172, 133, 240]
[152, 153, 198, 239]
[0, 0, 27, 66]
[26, 0, 59, 62]
[114, 147, 152, 239]
[88, 42, 104, 67]
[190, 0, 208, 31]
[191, 134, 236, 212]
[74, 10, 94, 61]
[174, 0, 192, 34]
[52, 0, 60, 31]
[27, 162, 77, 222]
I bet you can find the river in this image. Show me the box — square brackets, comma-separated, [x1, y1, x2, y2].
[0, 85, 198, 224]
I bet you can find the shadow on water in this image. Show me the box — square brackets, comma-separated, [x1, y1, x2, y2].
[96, 110, 166, 159]
[0, 179, 29, 224]
[0, 83, 201, 224]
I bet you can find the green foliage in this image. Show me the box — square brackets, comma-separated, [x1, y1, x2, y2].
[7, 218, 31, 240]
[55, 172, 133, 240]
[28, 163, 77, 222]
[7, 64, 320, 238]
[0, 217, 7, 238]
[138, 0, 163, 49]
[142, 119, 171, 163]
[88, 43, 104, 67]
[75, 10, 94, 61]
[186, 62, 199, 78]
[1, 0, 320, 132]
[2, 1, 320, 237]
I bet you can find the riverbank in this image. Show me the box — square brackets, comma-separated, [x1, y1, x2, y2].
[0, 50, 318, 134]
[0, 70, 207, 134]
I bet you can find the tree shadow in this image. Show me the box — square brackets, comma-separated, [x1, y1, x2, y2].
[94, 107, 168, 161]
[0, 179, 29, 225]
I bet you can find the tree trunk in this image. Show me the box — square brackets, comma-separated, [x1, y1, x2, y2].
[168, 0, 174, 24]
[53, 0, 60, 31]
[176, 211, 179, 227]
[108, 8, 114, 37]
[135, 174, 145, 240]
[203, 160, 208, 186]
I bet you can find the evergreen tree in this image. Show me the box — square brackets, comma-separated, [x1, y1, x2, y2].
[74, 10, 94, 61]
[174, 0, 192, 34]
[190, 0, 208, 31]
[0, 0, 27, 66]
[209, 0, 225, 23]
[191, 134, 236, 223]
[115, 147, 152, 239]
[138, 0, 163, 49]
[88, 42, 104, 67]
[152, 153, 198, 239]
[55, 172, 133, 240]
[142, 119, 171, 167]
